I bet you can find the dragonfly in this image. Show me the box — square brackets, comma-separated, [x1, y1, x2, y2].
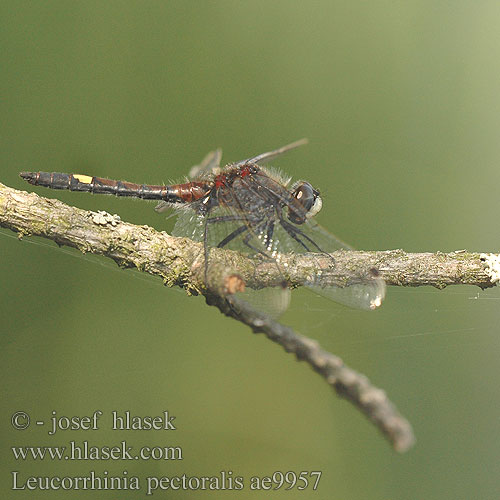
[20, 140, 385, 317]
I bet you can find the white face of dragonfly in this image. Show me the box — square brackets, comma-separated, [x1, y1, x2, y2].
[288, 181, 322, 224]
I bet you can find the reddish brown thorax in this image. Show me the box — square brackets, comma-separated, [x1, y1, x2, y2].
[214, 175, 226, 189]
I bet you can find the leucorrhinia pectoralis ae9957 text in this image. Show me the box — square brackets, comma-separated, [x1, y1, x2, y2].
[20, 140, 385, 317]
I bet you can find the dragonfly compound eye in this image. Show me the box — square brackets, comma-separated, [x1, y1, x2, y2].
[288, 181, 322, 224]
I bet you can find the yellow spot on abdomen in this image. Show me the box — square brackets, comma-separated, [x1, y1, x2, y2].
[73, 174, 93, 184]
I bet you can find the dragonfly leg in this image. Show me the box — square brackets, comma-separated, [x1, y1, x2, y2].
[278, 218, 311, 252]
[265, 220, 275, 249]
[241, 220, 276, 259]
[203, 215, 252, 281]
[242, 233, 271, 258]
[279, 217, 335, 265]
[216, 225, 249, 248]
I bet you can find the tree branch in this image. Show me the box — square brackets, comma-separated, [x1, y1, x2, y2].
[2, 181, 498, 453]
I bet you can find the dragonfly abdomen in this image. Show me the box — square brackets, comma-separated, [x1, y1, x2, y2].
[20, 171, 165, 198]
[20, 171, 212, 203]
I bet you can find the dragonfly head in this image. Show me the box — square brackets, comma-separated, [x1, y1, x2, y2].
[288, 181, 322, 224]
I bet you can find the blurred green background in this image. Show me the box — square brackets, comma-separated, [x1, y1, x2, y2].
[2, 1, 500, 498]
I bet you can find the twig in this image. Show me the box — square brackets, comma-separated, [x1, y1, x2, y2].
[208, 292, 415, 453]
[2, 181, 498, 452]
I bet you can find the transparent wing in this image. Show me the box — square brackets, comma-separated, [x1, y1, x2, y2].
[234, 138, 308, 166]
[265, 219, 386, 311]
[171, 205, 291, 319]
[188, 148, 222, 179]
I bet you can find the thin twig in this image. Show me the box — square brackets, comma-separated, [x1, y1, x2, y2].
[2, 182, 498, 453]
[208, 292, 415, 452]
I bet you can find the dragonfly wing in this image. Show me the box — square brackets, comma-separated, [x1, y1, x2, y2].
[269, 219, 386, 310]
[205, 206, 385, 313]
[235, 138, 308, 166]
[227, 283, 291, 321]
[189, 148, 222, 179]
[172, 204, 291, 319]
[309, 275, 386, 311]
